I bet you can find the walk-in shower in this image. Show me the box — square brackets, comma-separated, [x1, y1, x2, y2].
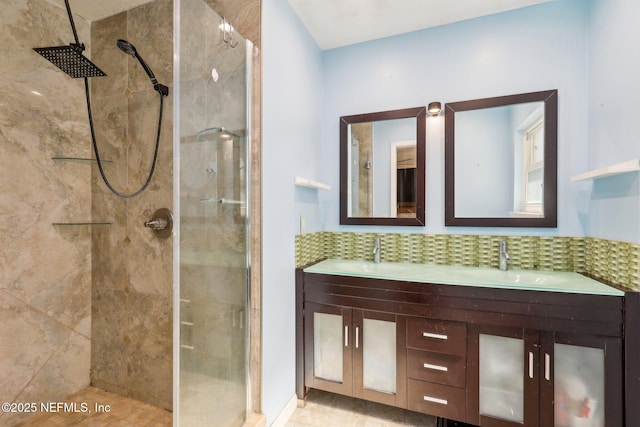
[0, 0, 255, 426]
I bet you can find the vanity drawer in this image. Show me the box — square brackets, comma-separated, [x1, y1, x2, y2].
[407, 378, 466, 421]
[406, 318, 466, 355]
[407, 348, 466, 388]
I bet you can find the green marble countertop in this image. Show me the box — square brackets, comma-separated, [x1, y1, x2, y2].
[304, 259, 624, 296]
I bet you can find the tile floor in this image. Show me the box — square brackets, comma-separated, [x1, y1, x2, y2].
[16, 387, 171, 427]
[285, 389, 437, 427]
[16, 386, 437, 427]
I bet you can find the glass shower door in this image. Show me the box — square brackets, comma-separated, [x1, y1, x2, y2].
[175, 0, 250, 425]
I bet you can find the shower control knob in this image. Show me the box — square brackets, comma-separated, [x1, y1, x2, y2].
[144, 208, 173, 238]
[144, 218, 168, 230]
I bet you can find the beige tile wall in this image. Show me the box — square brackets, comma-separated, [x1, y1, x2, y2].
[90, 0, 174, 410]
[0, 1, 93, 425]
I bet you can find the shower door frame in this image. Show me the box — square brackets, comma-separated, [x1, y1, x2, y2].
[172, 0, 255, 424]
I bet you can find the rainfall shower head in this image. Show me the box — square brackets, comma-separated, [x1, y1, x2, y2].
[33, 43, 107, 78]
[33, 0, 106, 79]
[116, 39, 168, 97]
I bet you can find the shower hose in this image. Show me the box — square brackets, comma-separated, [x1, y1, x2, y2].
[83, 77, 165, 199]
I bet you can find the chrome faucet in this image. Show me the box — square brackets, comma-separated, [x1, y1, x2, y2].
[499, 240, 510, 271]
[373, 238, 381, 263]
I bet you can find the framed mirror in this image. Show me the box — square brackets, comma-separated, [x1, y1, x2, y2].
[340, 106, 426, 226]
[445, 90, 557, 227]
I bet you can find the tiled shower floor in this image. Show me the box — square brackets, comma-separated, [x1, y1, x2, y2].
[16, 387, 171, 427]
[286, 389, 437, 427]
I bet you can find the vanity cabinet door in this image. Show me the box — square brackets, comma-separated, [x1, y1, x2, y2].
[539, 332, 623, 427]
[353, 310, 407, 408]
[468, 325, 539, 427]
[304, 304, 407, 406]
[304, 303, 353, 396]
[470, 326, 623, 427]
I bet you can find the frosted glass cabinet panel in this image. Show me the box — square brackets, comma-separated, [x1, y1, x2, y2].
[363, 318, 396, 394]
[313, 312, 344, 383]
[554, 344, 605, 427]
[479, 334, 524, 423]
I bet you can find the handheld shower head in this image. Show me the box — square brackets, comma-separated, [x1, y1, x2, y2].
[116, 39, 168, 97]
[116, 39, 137, 57]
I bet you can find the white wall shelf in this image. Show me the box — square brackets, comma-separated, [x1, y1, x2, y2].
[570, 159, 640, 182]
[294, 176, 331, 190]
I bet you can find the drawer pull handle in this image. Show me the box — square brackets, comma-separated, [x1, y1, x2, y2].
[423, 363, 448, 372]
[355, 326, 359, 349]
[422, 332, 448, 340]
[423, 395, 448, 405]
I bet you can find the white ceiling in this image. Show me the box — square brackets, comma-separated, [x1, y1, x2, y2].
[288, 0, 554, 50]
[50, 0, 553, 43]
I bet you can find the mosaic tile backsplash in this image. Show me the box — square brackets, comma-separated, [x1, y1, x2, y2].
[296, 232, 640, 291]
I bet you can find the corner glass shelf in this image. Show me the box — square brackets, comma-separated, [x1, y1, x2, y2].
[52, 222, 112, 226]
[195, 127, 244, 143]
[52, 157, 113, 164]
[199, 197, 244, 205]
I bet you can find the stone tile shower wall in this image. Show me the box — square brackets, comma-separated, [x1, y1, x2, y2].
[296, 232, 640, 291]
[0, 1, 92, 425]
[90, 0, 173, 410]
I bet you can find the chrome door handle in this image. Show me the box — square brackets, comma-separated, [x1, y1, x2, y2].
[545, 353, 551, 381]
[355, 326, 359, 349]
[529, 351, 534, 379]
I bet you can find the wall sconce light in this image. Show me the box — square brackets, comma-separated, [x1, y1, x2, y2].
[428, 102, 441, 117]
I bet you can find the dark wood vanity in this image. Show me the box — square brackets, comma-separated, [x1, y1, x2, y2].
[296, 262, 640, 426]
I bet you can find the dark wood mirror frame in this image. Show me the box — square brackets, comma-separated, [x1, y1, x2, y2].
[445, 90, 558, 228]
[340, 106, 426, 226]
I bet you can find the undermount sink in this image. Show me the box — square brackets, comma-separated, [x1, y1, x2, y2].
[304, 259, 624, 296]
[451, 268, 572, 287]
[319, 259, 413, 276]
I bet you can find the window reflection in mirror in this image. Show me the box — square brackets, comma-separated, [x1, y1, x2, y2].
[445, 90, 557, 228]
[341, 107, 426, 226]
[454, 101, 544, 218]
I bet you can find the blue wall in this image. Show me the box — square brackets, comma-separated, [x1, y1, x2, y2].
[320, 0, 590, 236]
[586, 0, 640, 242]
[261, 0, 639, 423]
[262, 0, 323, 423]
[454, 106, 514, 217]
